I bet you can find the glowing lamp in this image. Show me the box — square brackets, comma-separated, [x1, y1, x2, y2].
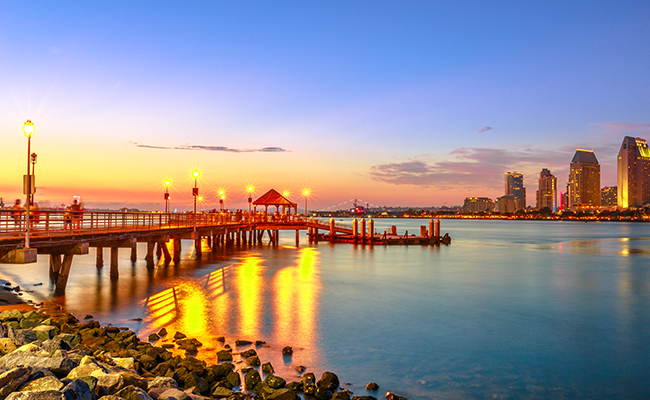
[192, 170, 200, 178]
[248, 186, 254, 192]
[164, 179, 171, 186]
[23, 120, 35, 138]
[283, 191, 289, 197]
[303, 189, 310, 196]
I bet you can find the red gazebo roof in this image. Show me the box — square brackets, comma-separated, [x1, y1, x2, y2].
[253, 189, 297, 207]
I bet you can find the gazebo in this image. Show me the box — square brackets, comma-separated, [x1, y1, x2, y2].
[253, 189, 298, 215]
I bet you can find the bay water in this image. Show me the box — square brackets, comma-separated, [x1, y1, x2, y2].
[1, 219, 649, 399]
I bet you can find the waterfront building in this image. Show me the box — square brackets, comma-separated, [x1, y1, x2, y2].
[505, 172, 526, 211]
[463, 197, 494, 214]
[536, 168, 557, 212]
[496, 195, 518, 214]
[617, 136, 650, 208]
[568, 149, 600, 209]
[601, 186, 618, 207]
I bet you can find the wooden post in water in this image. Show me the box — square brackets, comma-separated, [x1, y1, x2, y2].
[360, 218, 366, 245]
[295, 230, 300, 247]
[435, 219, 440, 238]
[330, 218, 335, 243]
[159, 240, 172, 264]
[96, 247, 104, 269]
[236, 229, 241, 246]
[156, 242, 162, 259]
[50, 254, 62, 283]
[55, 254, 74, 295]
[145, 241, 155, 269]
[130, 239, 137, 263]
[352, 218, 358, 244]
[429, 219, 435, 240]
[110, 247, 119, 277]
[368, 218, 374, 246]
[275, 230, 279, 246]
[315, 228, 319, 244]
[195, 234, 202, 259]
[173, 238, 181, 264]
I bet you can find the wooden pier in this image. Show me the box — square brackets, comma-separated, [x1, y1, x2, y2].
[0, 209, 450, 294]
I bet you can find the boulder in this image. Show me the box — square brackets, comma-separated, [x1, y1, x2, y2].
[23, 312, 42, 321]
[147, 335, 159, 343]
[0, 352, 76, 378]
[285, 382, 302, 392]
[19, 320, 39, 330]
[365, 383, 378, 391]
[267, 389, 299, 400]
[0, 367, 32, 400]
[91, 372, 124, 396]
[215, 351, 231, 362]
[318, 372, 340, 392]
[147, 377, 178, 390]
[240, 349, 256, 358]
[264, 375, 286, 389]
[40, 341, 63, 356]
[261, 362, 274, 374]
[9, 330, 38, 347]
[245, 356, 260, 366]
[0, 310, 23, 322]
[225, 371, 240, 388]
[0, 323, 9, 338]
[98, 397, 125, 400]
[244, 370, 261, 390]
[172, 333, 186, 340]
[115, 386, 153, 400]
[350, 397, 377, 400]
[112, 358, 135, 370]
[252, 382, 274, 398]
[175, 339, 201, 350]
[30, 327, 55, 344]
[62, 379, 94, 400]
[156, 329, 167, 338]
[315, 387, 333, 400]
[235, 340, 251, 346]
[19, 376, 65, 392]
[0, 338, 17, 356]
[5, 391, 65, 400]
[156, 389, 190, 400]
[209, 387, 232, 399]
[332, 392, 351, 400]
[281, 347, 292, 356]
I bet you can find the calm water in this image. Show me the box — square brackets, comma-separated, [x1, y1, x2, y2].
[2, 219, 650, 399]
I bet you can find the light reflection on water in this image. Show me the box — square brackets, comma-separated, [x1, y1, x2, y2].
[1, 220, 650, 399]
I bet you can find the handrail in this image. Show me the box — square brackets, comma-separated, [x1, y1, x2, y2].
[0, 210, 310, 241]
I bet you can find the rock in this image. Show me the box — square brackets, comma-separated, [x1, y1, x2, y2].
[245, 356, 260, 366]
[19, 376, 65, 391]
[0, 352, 77, 378]
[365, 382, 378, 391]
[0, 323, 9, 338]
[225, 371, 240, 388]
[112, 358, 135, 370]
[115, 385, 153, 400]
[175, 339, 201, 350]
[216, 351, 231, 362]
[384, 393, 406, 400]
[215, 337, 224, 343]
[147, 377, 178, 390]
[209, 387, 232, 399]
[91, 372, 124, 396]
[267, 389, 299, 400]
[315, 387, 333, 400]
[240, 349, 256, 358]
[156, 389, 190, 400]
[156, 329, 167, 338]
[332, 392, 350, 400]
[0, 367, 32, 399]
[5, 392, 65, 400]
[281, 346, 292, 356]
[0, 310, 23, 322]
[255, 341, 266, 346]
[318, 372, 340, 392]
[172, 333, 186, 340]
[0, 338, 17, 356]
[294, 366, 305, 373]
[84, 316, 93, 320]
[9, 330, 38, 346]
[78, 376, 99, 395]
[98, 397, 126, 400]
[116, 371, 148, 390]
[139, 355, 157, 370]
[184, 345, 197, 354]
[286, 382, 302, 392]
[32, 327, 57, 343]
[183, 373, 208, 395]
[350, 397, 376, 400]
[62, 379, 94, 400]
[261, 362, 274, 374]
[244, 370, 261, 390]
[264, 375, 286, 389]
[302, 373, 316, 396]
[19, 320, 39, 330]
[41, 340, 63, 355]
[234, 340, 251, 346]
[147, 334, 159, 342]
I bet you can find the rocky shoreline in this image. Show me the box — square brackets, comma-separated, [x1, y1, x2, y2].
[0, 309, 405, 400]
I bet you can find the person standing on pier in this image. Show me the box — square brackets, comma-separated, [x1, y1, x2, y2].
[71, 199, 83, 231]
[11, 199, 22, 226]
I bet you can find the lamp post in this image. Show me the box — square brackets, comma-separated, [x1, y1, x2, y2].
[247, 186, 254, 214]
[23, 120, 35, 249]
[192, 170, 200, 236]
[303, 189, 310, 216]
[30, 153, 37, 205]
[164, 179, 171, 213]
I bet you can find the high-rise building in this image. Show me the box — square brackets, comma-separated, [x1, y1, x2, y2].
[463, 197, 494, 214]
[536, 168, 557, 212]
[496, 195, 518, 214]
[617, 136, 650, 208]
[601, 186, 618, 207]
[505, 172, 526, 211]
[568, 149, 600, 209]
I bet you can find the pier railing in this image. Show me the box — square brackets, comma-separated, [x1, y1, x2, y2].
[0, 209, 308, 240]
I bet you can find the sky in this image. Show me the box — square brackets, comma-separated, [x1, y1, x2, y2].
[2, 1, 650, 211]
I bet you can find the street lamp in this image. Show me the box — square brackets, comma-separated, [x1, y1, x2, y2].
[192, 170, 200, 237]
[30, 153, 37, 205]
[219, 190, 225, 211]
[197, 195, 203, 212]
[247, 186, 254, 214]
[164, 179, 171, 213]
[23, 120, 35, 249]
[303, 189, 310, 216]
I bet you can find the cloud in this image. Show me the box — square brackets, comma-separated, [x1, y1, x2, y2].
[592, 122, 650, 133]
[478, 126, 493, 133]
[129, 142, 288, 153]
[369, 146, 573, 190]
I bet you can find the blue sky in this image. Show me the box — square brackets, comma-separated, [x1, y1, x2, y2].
[1, 1, 649, 209]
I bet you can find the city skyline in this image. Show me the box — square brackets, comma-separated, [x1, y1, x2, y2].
[2, 2, 650, 210]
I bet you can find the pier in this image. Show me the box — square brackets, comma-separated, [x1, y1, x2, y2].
[0, 208, 449, 294]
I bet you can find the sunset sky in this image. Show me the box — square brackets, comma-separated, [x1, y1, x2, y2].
[2, 1, 650, 211]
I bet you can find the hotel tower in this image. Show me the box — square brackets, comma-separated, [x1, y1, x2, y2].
[617, 136, 650, 208]
[568, 149, 600, 209]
